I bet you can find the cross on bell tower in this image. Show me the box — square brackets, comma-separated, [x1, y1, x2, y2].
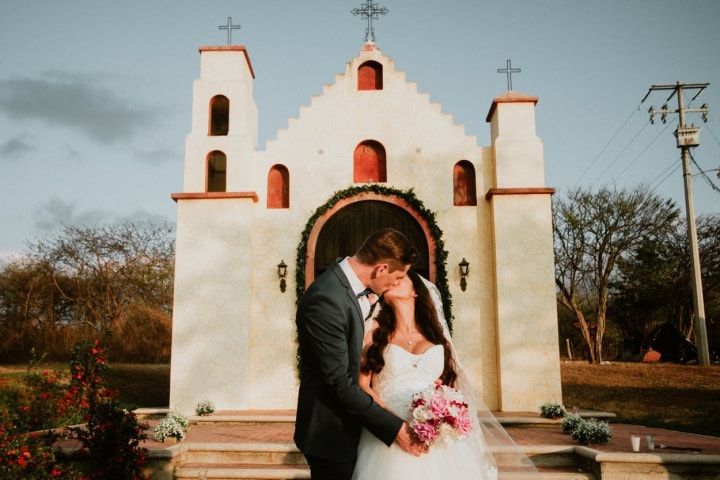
[497, 59, 522, 91]
[351, 0, 389, 43]
[218, 16, 241, 45]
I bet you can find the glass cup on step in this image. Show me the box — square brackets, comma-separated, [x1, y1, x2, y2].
[631, 435, 641, 452]
[646, 435, 655, 451]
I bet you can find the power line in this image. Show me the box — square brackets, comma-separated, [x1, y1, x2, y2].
[647, 157, 680, 193]
[650, 162, 681, 193]
[611, 119, 676, 182]
[591, 120, 650, 185]
[705, 122, 720, 150]
[689, 150, 720, 194]
[575, 103, 642, 183]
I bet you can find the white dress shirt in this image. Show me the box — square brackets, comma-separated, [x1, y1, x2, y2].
[338, 257, 371, 320]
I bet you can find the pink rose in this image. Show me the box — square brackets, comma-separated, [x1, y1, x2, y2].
[412, 422, 438, 444]
[455, 410, 473, 435]
[429, 396, 449, 417]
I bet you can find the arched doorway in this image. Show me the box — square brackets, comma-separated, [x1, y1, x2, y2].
[311, 199, 430, 281]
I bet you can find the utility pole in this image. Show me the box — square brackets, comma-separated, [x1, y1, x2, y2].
[643, 82, 711, 366]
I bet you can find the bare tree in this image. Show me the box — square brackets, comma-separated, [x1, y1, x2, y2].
[553, 185, 679, 363]
[0, 221, 174, 362]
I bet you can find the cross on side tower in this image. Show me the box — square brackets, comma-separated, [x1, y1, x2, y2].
[218, 16, 241, 45]
[497, 59, 521, 91]
[351, 0, 389, 43]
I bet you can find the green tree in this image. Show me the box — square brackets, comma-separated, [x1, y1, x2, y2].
[553, 185, 679, 364]
[611, 214, 720, 356]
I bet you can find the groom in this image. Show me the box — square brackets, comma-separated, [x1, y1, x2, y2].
[294, 228, 425, 479]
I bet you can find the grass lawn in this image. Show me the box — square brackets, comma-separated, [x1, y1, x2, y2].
[2, 361, 719, 437]
[561, 360, 720, 437]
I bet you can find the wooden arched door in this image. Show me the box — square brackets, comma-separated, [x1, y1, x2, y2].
[314, 200, 429, 279]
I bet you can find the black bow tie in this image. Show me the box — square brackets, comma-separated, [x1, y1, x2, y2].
[357, 288, 374, 298]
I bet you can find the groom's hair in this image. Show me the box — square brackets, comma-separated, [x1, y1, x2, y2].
[355, 228, 418, 272]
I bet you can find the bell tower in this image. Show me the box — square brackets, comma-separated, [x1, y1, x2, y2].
[169, 45, 258, 414]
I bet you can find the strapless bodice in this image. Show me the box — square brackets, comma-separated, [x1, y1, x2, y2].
[373, 343, 444, 419]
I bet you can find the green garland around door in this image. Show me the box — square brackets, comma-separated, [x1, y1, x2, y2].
[294, 184, 453, 329]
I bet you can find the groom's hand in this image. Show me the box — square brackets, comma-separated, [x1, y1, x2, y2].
[394, 422, 427, 457]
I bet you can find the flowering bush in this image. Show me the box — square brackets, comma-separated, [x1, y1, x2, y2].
[0, 339, 149, 479]
[408, 384, 472, 447]
[64, 339, 150, 480]
[194, 399, 215, 416]
[561, 413, 584, 433]
[154, 412, 190, 442]
[0, 419, 80, 480]
[569, 419, 613, 445]
[540, 402, 567, 419]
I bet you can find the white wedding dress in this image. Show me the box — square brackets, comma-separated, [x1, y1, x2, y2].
[352, 343, 498, 480]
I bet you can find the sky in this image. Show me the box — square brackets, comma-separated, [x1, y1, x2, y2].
[1, 0, 719, 260]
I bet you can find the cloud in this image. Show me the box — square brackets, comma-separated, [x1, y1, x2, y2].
[0, 136, 34, 158]
[116, 209, 173, 225]
[33, 197, 173, 233]
[0, 74, 156, 144]
[133, 147, 179, 165]
[33, 197, 105, 232]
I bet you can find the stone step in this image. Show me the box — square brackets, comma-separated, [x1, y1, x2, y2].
[192, 412, 296, 427]
[175, 463, 309, 480]
[181, 443, 305, 465]
[175, 463, 594, 480]
[178, 409, 615, 429]
[175, 442, 578, 469]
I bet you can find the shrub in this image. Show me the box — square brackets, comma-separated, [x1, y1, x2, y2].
[570, 419, 613, 445]
[64, 339, 150, 480]
[0, 419, 81, 480]
[195, 400, 215, 416]
[561, 413, 583, 433]
[154, 412, 189, 443]
[540, 402, 567, 419]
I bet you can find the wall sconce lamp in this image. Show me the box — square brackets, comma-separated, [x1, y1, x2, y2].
[459, 258, 470, 292]
[277, 260, 288, 293]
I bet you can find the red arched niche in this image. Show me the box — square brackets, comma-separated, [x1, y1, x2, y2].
[267, 164, 289, 209]
[305, 192, 436, 288]
[453, 160, 477, 206]
[358, 61, 383, 90]
[354, 140, 387, 183]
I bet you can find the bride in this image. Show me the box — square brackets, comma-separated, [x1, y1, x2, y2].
[352, 270, 533, 480]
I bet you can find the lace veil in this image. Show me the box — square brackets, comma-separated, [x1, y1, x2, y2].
[420, 277, 540, 478]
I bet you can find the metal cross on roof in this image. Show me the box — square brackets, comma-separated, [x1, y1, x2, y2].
[497, 59, 521, 91]
[351, 0, 389, 43]
[218, 16, 241, 45]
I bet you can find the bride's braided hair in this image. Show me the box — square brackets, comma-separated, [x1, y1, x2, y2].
[361, 270, 458, 387]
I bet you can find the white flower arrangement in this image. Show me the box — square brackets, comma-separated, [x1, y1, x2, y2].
[195, 399, 216, 416]
[569, 418, 613, 445]
[540, 401, 567, 419]
[154, 411, 190, 442]
[561, 413, 583, 433]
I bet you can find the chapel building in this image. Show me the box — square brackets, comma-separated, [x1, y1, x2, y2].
[169, 41, 562, 414]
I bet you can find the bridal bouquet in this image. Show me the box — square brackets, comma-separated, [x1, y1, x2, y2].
[409, 384, 473, 446]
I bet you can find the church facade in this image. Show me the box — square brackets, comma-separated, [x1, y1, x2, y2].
[169, 42, 562, 414]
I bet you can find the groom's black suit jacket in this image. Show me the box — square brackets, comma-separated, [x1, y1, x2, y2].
[294, 261, 403, 462]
